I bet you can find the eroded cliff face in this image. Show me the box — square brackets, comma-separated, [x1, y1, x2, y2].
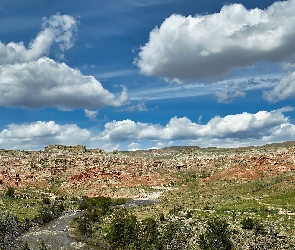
[0, 145, 173, 197]
[0, 143, 295, 198]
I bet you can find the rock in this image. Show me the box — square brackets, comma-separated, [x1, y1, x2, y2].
[277, 231, 287, 238]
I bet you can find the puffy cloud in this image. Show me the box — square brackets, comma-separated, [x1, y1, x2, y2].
[85, 109, 98, 121]
[0, 14, 129, 109]
[128, 142, 141, 151]
[263, 71, 295, 102]
[0, 57, 129, 109]
[1, 108, 295, 150]
[101, 107, 294, 142]
[0, 121, 91, 150]
[136, 0, 295, 81]
[113, 86, 129, 107]
[99, 143, 119, 152]
[0, 14, 76, 64]
[101, 119, 162, 141]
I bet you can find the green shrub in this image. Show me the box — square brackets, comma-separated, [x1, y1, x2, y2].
[0, 212, 23, 249]
[85, 208, 103, 222]
[199, 217, 233, 250]
[42, 197, 51, 205]
[51, 200, 65, 216]
[38, 205, 54, 223]
[241, 217, 255, 230]
[159, 213, 165, 222]
[106, 208, 138, 249]
[105, 210, 189, 250]
[79, 196, 112, 215]
[112, 198, 126, 206]
[139, 217, 161, 250]
[37, 200, 66, 223]
[76, 214, 93, 236]
[161, 220, 188, 249]
[241, 217, 266, 235]
[253, 222, 267, 235]
[5, 186, 15, 198]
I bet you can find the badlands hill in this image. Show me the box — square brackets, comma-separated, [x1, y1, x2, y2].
[1, 141, 295, 199]
[2, 142, 295, 249]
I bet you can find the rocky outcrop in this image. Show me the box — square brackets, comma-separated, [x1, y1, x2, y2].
[1, 142, 295, 197]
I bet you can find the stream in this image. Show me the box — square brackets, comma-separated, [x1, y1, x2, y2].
[18, 198, 160, 250]
[19, 211, 101, 250]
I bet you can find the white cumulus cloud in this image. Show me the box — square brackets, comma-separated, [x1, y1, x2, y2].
[1, 107, 295, 150]
[0, 57, 129, 109]
[0, 14, 76, 64]
[100, 107, 294, 142]
[128, 142, 141, 151]
[0, 14, 129, 109]
[136, 0, 295, 81]
[85, 109, 98, 120]
[0, 121, 91, 150]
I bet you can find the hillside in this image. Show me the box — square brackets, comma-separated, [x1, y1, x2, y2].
[1, 142, 295, 198]
[1, 142, 295, 249]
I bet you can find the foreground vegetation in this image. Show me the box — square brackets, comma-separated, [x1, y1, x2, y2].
[69, 176, 295, 249]
[1, 175, 295, 249]
[0, 186, 71, 249]
[1, 143, 295, 249]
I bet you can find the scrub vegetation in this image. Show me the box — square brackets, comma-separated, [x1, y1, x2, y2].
[1, 142, 295, 249]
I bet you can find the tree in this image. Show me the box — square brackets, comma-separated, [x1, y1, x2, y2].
[139, 217, 161, 250]
[0, 212, 23, 249]
[199, 217, 233, 250]
[77, 213, 93, 236]
[106, 208, 138, 249]
[161, 220, 188, 250]
[38, 204, 54, 223]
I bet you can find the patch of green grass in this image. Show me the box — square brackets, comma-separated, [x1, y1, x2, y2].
[215, 199, 268, 213]
[261, 190, 295, 211]
[0, 197, 40, 221]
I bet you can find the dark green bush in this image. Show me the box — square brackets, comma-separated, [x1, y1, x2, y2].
[106, 208, 138, 249]
[76, 214, 93, 236]
[79, 196, 113, 215]
[105, 209, 189, 250]
[161, 220, 188, 249]
[254, 222, 267, 235]
[0, 212, 24, 249]
[241, 217, 266, 235]
[241, 217, 255, 230]
[139, 217, 161, 250]
[159, 213, 165, 221]
[199, 217, 233, 250]
[37, 200, 66, 223]
[51, 200, 65, 216]
[5, 186, 15, 198]
[42, 197, 51, 205]
[85, 208, 103, 222]
[38, 205, 54, 223]
[112, 197, 126, 206]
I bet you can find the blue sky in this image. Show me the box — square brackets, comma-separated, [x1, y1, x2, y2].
[1, 0, 295, 151]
